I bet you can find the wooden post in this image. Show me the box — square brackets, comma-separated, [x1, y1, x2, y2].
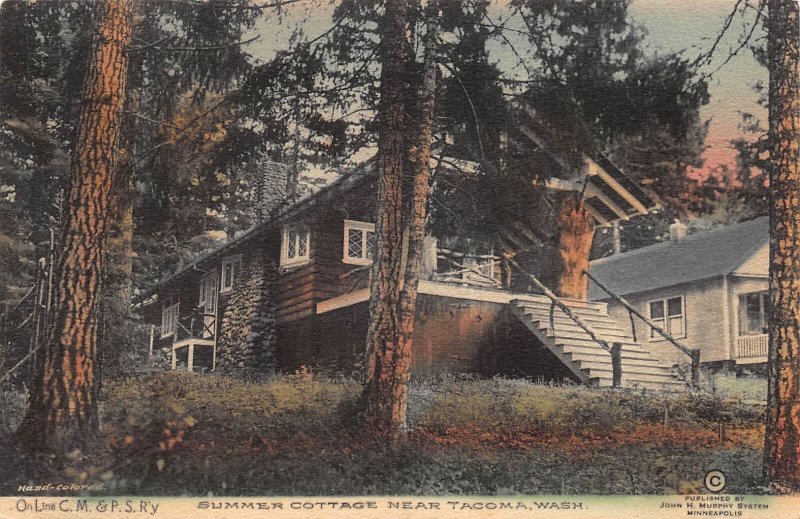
[690, 348, 701, 388]
[585, 269, 695, 359]
[611, 342, 623, 388]
[507, 257, 611, 353]
[148, 324, 155, 356]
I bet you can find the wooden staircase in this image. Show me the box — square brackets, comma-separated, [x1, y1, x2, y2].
[510, 297, 687, 390]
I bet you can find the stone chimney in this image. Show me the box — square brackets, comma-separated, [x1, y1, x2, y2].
[256, 161, 291, 219]
[669, 221, 687, 243]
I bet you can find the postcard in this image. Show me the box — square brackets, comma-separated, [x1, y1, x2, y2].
[0, 0, 798, 518]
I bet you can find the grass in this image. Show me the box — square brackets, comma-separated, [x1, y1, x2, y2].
[700, 371, 767, 402]
[0, 372, 769, 496]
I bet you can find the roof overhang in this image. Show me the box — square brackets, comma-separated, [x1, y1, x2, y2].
[516, 103, 659, 227]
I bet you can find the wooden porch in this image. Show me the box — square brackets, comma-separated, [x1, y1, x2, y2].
[736, 334, 768, 364]
[171, 312, 218, 372]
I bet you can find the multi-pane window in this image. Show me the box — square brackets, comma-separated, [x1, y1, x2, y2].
[648, 296, 685, 340]
[739, 292, 768, 336]
[343, 220, 376, 265]
[161, 294, 179, 338]
[281, 224, 310, 267]
[220, 255, 242, 293]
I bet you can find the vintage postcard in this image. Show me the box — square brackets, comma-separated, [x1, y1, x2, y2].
[0, 0, 799, 518]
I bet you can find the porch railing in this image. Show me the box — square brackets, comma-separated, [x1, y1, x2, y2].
[584, 270, 701, 387]
[737, 334, 768, 358]
[504, 257, 628, 385]
[433, 248, 501, 288]
[176, 311, 217, 342]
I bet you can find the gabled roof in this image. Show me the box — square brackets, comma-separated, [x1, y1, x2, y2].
[588, 216, 768, 300]
[146, 137, 656, 298]
[145, 162, 375, 296]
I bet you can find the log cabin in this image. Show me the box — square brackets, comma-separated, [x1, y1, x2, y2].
[140, 127, 696, 390]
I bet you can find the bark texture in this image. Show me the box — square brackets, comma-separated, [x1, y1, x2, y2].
[362, 0, 412, 437]
[764, 0, 800, 490]
[395, 3, 439, 435]
[18, 0, 131, 454]
[101, 84, 138, 380]
[556, 196, 594, 300]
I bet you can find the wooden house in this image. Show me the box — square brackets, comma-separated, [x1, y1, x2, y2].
[141, 130, 695, 389]
[588, 217, 769, 369]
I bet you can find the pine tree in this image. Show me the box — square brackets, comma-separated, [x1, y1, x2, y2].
[764, 0, 800, 491]
[362, 0, 413, 438]
[17, 0, 132, 454]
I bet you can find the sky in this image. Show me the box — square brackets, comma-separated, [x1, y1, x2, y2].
[628, 0, 766, 174]
[248, 0, 767, 177]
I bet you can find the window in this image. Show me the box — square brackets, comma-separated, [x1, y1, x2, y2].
[343, 219, 376, 265]
[161, 294, 179, 338]
[648, 296, 685, 340]
[220, 255, 242, 293]
[281, 224, 310, 267]
[739, 292, 768, 336]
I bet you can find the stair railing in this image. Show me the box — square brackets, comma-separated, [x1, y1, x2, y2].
[506, 257, 626, 387]
[583, 269, 701, 387]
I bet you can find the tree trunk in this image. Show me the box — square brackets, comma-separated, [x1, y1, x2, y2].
[764, 0, 800, 490]
[362, 0, 412, 438]
[101, 84, 139, 381]
[556, 196, 594, 300]
[393, 2, 439, 437]
[17, 0, 131, 454]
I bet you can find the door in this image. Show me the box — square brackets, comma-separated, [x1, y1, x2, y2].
[198, 273, 218, 339]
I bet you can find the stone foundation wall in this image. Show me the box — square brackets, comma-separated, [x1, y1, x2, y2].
[215, 250, 277, 374]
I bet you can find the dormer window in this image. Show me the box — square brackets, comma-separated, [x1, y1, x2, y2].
[343, 219, 375, 265]
[281, 224, 310, 267]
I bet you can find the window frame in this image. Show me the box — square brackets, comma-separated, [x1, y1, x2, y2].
[161, 294, 180, 339]
[280, 224, 311, 268]
[220, 254, 242, 294]
[343, 219, 376, 266]
[738, 291, 769, 336]
[647, 295, 686, 341]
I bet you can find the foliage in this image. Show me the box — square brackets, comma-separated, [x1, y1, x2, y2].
[0, 372, 768, 495]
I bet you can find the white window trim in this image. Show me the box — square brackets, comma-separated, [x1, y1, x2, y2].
[281, 224, 311, 268]
[161, 298, 180, 339]
[647, 295, 686, 341]
[738, 291, 769, 336]
[343, 219, 375, 266]
[220, 254, 242, 294]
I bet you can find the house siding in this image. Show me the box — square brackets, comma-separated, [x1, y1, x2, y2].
[603, 276, 729, 366]
[285, 295, 576, 381]
[734, 243, 768, 276]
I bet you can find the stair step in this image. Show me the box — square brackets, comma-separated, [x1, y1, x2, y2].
[556, 337, 650, 352]
[515, 302, 606, 317]
[565, 351, 664, 365]
[521, 313, 627, 332]
[513, 299, 607, 314]
[546, 321, 634, 339]
[578, 361, 675, 376]
[557, 341, 651, 357]
[583, 368, 680, 384]
[531, 322, 633, 342]
[591, 377, 687, 390]
[509, 298, 685, 391]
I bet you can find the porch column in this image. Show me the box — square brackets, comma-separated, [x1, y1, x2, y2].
[188, 344, 195, 372]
